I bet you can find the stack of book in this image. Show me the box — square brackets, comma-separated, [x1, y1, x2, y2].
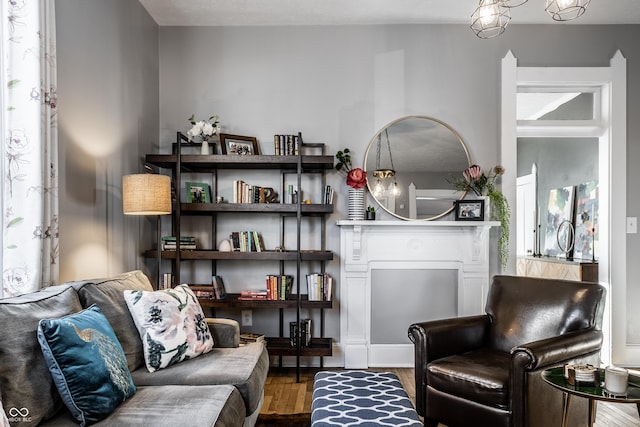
[265, 275, 293, 300]
[237, 290, 268, 300]
[239, 333, 265, 346]
[229, 231, 265, 252]
[162, 236, 196, 250]
[189, 285, 215, 299]
[306, 273, 333, 301]
[273, 134, 300, 156]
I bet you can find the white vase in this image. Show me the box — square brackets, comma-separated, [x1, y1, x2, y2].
[201, 139, 210, 155]
[348, 188, 365, 220]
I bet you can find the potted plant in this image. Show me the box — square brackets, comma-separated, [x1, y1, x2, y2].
[450, 165, 511, 271]
[366, 205, 376, 220]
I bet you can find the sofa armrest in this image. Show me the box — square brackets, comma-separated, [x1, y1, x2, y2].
[408, 314, 491, 416]
[206, 318, 240, 348]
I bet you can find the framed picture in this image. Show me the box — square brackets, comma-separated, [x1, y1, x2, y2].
[573, 181, 598, 260]
[185, 182, 211, 203]
[220, 133, 259, 155]
[543, 185, 575, 257]
[454, 200, 484, 221]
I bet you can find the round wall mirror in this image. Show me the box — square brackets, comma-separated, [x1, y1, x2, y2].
[364, 115, 471, 220]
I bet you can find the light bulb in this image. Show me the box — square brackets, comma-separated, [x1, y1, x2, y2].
[479, 3, 500, 26]
[557, 0, 576, 8]
[390, 182, 401, 196]
[373, 179, 384, 197]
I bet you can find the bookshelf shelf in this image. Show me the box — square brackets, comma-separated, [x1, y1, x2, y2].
[144, 131, 334, 382]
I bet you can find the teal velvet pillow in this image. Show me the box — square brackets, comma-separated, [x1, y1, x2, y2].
[37, 304, 136, 427]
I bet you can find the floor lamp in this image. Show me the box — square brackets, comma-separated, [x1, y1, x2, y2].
[122, 173, 172, 289]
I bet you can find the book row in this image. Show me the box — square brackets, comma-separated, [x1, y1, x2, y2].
[273, 134, 300, 156]
[229, 231, 265, 252]
[306, 273, 333, 301]
[232, 180, 278, 204]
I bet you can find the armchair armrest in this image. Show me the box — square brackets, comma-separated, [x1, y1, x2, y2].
[511, 329, 603, 371]
[408, 315, 490, 416]
[205, 318, 240, 348]
[509, 329, 603, 427]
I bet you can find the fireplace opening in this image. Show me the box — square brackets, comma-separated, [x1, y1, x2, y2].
[371, 269, 458, 345]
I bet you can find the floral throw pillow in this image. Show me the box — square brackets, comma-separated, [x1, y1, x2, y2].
[123, 284, 214, 372]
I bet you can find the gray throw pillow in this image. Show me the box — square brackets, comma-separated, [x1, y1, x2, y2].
[0, 285, 83, 425]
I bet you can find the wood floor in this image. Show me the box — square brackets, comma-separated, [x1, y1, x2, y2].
[260, 367, 640, 426]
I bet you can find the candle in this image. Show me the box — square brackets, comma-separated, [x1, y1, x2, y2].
[605, 366, 628, 395]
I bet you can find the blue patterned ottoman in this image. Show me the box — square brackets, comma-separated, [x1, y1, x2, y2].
[311, 370, 422, 426]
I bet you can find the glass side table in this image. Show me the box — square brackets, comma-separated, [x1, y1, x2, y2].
[541, 366, 640, 427]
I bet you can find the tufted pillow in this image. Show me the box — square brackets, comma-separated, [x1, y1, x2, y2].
[38, 305, 136, 427]
[124, 284, 214, 372]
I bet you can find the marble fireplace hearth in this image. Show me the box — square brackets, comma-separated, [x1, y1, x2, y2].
[337, 220, 498, 368]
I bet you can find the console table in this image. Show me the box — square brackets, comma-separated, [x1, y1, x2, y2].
[517, 256, 599, 282]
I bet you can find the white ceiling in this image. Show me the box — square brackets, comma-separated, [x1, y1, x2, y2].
[139, 0, 640, 27]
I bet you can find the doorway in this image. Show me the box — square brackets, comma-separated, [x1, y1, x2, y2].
[501, 50, 627, 365]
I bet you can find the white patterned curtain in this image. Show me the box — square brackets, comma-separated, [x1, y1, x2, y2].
[1, 0, 58, 297]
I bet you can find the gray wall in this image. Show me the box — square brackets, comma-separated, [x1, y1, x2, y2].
[56, 0, 159, 281]
[158, 24, 640, 348]
[54, 11, 640, 355]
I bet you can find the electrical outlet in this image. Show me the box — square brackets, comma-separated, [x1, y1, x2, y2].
[627, 217, 637, 234]
[241, 310, 253, 326]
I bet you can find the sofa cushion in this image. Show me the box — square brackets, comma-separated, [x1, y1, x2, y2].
[0, 285, 83, 425]
[76, 270, 153, 372]
[39, 385, 245, 427]
[124, 284, 214, 372]
[38, 304, 137, 427]
[131, 342, 269, 415]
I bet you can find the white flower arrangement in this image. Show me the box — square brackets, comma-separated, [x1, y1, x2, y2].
[187, 114, 220, 140]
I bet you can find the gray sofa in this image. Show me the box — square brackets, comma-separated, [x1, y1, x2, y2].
[0, 270, 269, 427]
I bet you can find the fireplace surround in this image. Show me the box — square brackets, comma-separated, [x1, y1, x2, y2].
[337, 220, 498, 368]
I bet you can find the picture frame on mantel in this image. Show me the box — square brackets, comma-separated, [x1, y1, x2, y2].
[220, 133, 259, 155]
[454, 200, 484, 221]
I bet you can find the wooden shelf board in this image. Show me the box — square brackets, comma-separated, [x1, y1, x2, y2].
[197, 294, 332, 309]
[266, 338, 333, 357]
[147, 249, 333, 261]
[146, 154, 333, 171]
[179, 203, 333, 215]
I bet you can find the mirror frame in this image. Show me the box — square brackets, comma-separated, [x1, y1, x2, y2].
[364, 115, 471, 221]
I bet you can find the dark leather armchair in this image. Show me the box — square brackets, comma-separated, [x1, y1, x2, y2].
[408, 275, 606, 427]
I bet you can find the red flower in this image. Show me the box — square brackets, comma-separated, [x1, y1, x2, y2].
[346, 168, 367, 189]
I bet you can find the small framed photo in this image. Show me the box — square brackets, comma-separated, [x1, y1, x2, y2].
[185, 182, 211, 203]
[220, 133, 259, 155]
[454, 199, 484, 221]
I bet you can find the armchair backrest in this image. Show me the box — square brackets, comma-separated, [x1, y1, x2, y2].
[485, 275, 606, 353]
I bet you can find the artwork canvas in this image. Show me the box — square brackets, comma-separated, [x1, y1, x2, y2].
[573, 181, 598, 260]
[544, 185, 575, 257]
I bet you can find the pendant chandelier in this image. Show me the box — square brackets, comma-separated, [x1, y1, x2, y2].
[372, 129, 401, 198]
[471, 0, 591, 39]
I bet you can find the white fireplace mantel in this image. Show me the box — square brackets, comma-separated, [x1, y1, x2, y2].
[337, 220, 498, 368]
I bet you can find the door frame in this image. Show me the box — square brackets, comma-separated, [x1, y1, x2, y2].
[501, 50, 627, 365]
